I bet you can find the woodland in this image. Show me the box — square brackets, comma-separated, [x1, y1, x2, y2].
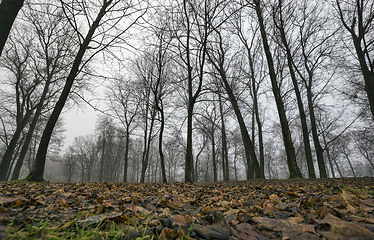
[0, 0, 374, 183]
[1, 1, 374, 239]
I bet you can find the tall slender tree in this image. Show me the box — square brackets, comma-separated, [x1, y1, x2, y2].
[272, 0, 316, 178]
[207, 28, 263, 179]
[252, 0, 302, 178]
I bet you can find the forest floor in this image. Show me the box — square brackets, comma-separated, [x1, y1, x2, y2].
[1, 177, 374, 239]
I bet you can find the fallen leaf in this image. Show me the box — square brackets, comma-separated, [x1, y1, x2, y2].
[317, 213, 374, 239]
[77, 212, 123, 227]
[252, 216, 319, 239]
[286, 216, 303, 224]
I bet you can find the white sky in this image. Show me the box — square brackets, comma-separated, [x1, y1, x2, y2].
[62, 105, 97, 149]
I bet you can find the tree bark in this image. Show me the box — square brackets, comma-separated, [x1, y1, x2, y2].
[26, 0, 113, 182]
[100, 134, 106, 182]
[0, 0, 24, 56]
[185, 104, 194, 182]
[254, 0, 302, 178]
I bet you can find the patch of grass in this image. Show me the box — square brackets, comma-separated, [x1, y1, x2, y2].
[6, 214, 156, 240]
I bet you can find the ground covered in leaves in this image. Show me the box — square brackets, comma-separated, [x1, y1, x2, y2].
[1, 178, 374, 239]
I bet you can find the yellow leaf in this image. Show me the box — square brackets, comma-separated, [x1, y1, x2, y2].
[347, 204, 358, 214]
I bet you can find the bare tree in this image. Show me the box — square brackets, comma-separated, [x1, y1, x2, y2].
[11, 2, 76, 180]
[252, 0, 302, 178]
[195, 98, 221, 182]
[207, 28, 263, 179]
[107, 78, 140, 183]
[27, 0, 147, 182]
[336, 0, 374, 119]
[272, 0, 316, 178]
[232, 9, 267, 178]
[218, 92, 229, 181]
[0, 29, 36, 181]
[291, 0, 336, 178]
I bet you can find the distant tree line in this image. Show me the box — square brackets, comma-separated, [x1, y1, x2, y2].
[0, 0, 373, 182]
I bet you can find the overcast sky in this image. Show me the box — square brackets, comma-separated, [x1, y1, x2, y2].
[63, 106, 97, 149]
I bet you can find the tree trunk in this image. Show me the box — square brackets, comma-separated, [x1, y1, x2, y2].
[0, 0, 24, 56]
[221, 76, 262, 179]
[275, 1, 316, 178]
[100, 135, 106, 182]
[140, 109, 156, 183]
[185, 104, 194, 182]
[332, 157, 343, 178]
[211, 127, 217, 182]
[353, 41, 374, 119]
[233, 149, 238, 181]
[11, 72, 52, 180]
[123, 130, 130, 182]
[26, 0, 113, 182]
[11, 112, 38, 180]
[342, 150, 356, 178]
[0, 109, 32, 181]
[218, 93, 229, 181]
[307, 86, 327, 178]
[254, 0, 302, 178]
[337, 1, 374, 119]
[159, 109, 167, 183]
[325, 145, 334, 178]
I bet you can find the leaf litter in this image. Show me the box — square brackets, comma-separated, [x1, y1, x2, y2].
[1, 177, 374, 239]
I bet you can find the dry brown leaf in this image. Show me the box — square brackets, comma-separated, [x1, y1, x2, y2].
[252, 216, 318, 239]
[341, 190, 354, 207]
[286, 216, 304, 224]
[317, 213, 374, 239]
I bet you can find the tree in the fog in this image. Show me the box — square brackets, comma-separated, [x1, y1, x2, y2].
[107, 78, 140, 183]
[206, 26, 263, 179]
[27, 0, 146, 182]
[335, 0, 374, 119]
[170, 0, 211, 182]
[0, 31, 36, 180]
[195, 97, 221, 182]
[10, 3, 77, 180]
[2, 0, 374, 183]
[252, 0, 302, 178]
[232, 14, 267, 179]
[272, 0, 316, 178]
[132, 54, 158, 183]
[291, 0, 337, 178]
